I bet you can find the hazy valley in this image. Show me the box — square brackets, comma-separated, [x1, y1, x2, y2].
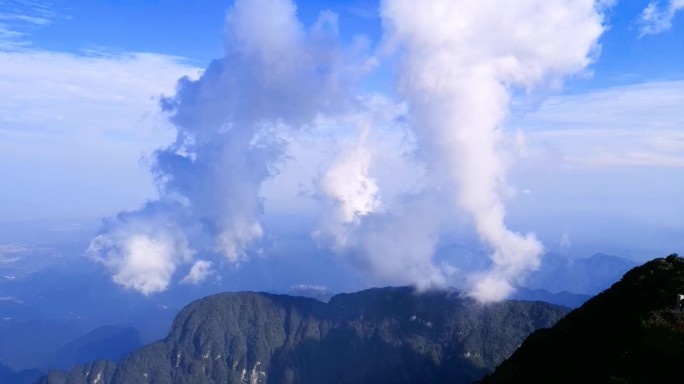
[0, 218, 650, 383]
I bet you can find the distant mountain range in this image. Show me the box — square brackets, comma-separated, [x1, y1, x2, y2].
[511, 288, 591, 309]
[40, 287, 569, 384]
[0, 361, 41, 384]
[44, 325, 142, 371]
[0, 324, 143, 384]
[481, 254, 684, 383]
[524, 253, 638, 295]
[279, 253, 635, 310]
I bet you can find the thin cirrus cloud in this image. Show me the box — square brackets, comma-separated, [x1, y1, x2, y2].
[516, 80, 684, 169]
[0, 0, 63, 49]
[0, 49, 201, 220]
[0, 50, 200, 138]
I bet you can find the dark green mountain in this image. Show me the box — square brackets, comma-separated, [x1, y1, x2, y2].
[481, 254, 684, 384]
[40, 287, 568, 384]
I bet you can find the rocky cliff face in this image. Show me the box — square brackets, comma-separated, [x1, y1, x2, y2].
[41, 287, 569, 384]
[481, 254, 684, 384]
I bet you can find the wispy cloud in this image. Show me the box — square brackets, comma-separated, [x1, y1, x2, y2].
[638, 0, 684, 35]
[0, 0, 63, 49]
[0, 13, 51, 26]
[0, 243, 28, 255]
[0, 50, 200, 138]
[344, 4, 379, 19]
[0, 49, 201, 219]
[550, 131, 684, 168]
[515, 80, 684, 169]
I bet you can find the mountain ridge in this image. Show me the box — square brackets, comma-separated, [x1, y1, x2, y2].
[40, 286, 569, 384]
[481, 253, 684, 383]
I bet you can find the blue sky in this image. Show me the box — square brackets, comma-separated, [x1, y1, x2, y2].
[0, 0, 683, 298]
[585, 1, 684, 85]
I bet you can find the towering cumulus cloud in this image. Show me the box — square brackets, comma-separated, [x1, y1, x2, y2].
[381, 0, 609, 301]
[89, 0, 354, 294]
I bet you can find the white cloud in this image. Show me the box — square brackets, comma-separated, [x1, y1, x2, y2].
[9, 0, 679, 300]
[639, 0, 684, 35]
[319, 124, 381, 225]
[381, 0, 610, 302]
[88, 208, 194, 295]
[351, 195, 450, 290]
[181, 260, 214, 285]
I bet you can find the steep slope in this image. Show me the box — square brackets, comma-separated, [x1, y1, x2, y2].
[40, 287, 568, 384]
[482, 254, 684, 384]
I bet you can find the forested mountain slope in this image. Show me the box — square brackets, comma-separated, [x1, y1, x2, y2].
[41, 287, 568, 384]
